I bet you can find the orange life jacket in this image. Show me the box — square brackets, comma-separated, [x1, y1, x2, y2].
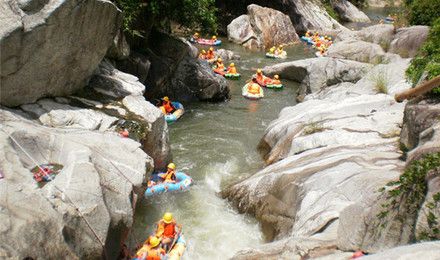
[206, 51, 214, 59]
[163, 101, 174, 114]
[271, 79, 281, 85]
[162, 169, 176, 182]
[248, 83, 261, 95]
[227, 67, 237, 74]
[156, 220, 177, 239]
[216, 62, 224, 70]
[146, 247, 165, 260]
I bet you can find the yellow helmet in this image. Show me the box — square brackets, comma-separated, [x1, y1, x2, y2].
[201, 50, 206, 54]
[149, 236, 160, 247]
[274, 75, 279, 79]
[217, 57, 222, 62]
[230, 63, 235, 67]
[163, 96, 169, 101]
[167, 163, 176, 170]
[163, 212, 173, 224]
[194, 32, 199, 36]
[212, 35, 217, 39]
[209, 47, 214, 51]
[257, 69, 262, 74]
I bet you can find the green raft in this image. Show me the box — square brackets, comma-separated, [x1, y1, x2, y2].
[224, 73, 241, 80]
[266, 83, 284, 89]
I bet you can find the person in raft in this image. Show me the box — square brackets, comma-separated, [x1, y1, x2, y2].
[210, 35, 217, 43]
[275, 45, 284, 55]
[268, 46, 276, 54]
[133, 236, 165, 260]
[159, 163, 177, 183]
[248, 77, 262, 95]
[192, 32, 200, 41]
[160, 96, 176, 115]
[255, 69, 271, 86]
[226, 63, 237, 74]
[155, 212, 182, 251]
[199, 49, 207, 59]
[206, 47, 215, 60]
[215, 58, 225, 70]
[271, 75, 282, 85]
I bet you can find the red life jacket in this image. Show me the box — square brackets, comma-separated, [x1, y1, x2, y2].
[163, 101, 175, 114]
[163, 221, 176, 238]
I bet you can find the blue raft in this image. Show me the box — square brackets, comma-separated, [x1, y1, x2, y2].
[165, 102, 185, 123]
[300, 36, 314, 45]
[145, 171, 193, 197]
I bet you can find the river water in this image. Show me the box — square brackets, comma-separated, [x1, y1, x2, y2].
[128, 41, 312, 259]
[128, 6, 397, 258]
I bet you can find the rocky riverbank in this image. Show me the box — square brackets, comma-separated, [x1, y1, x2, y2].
[222, 22, 440, 258]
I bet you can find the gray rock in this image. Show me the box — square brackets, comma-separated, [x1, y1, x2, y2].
[389, 26, 429, 58]
[327, 40, 387, 64]
[0, 0, 122, 107]
[227, 4, 299, 50]
[89, 59, 146, 98]
[0, 108, 151, 259]
[400, 98, 440, 151]
[106, 29, 130, 60]
[367, 0, 402, 7]
[331, 0, 371, 23]
[362, 241, 440, 259]
[145, 30, 230, 102]
[358, 24, 395, 47]
[116, 51, 151, 83]
[263, 57, 371, 97]
[215, 49, 241, 62]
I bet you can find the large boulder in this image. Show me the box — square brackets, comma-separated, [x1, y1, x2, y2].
[263, 57, 371, 98]
[227, 4, 299, 50]
[0, 108, 151, 259]
[327, 40, 387, 63]
[389, 26, 429, 58]
[0, 0, 122, 107]
[331, 0, 370, 23]
[358, 24, 395, 47]
[145, 30, 230, 102]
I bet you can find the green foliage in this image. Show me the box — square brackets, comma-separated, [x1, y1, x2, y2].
[350, 0, 368, 8]
[407, 0, 440, 26]
[406, 18, 440, 93]
[115, 0, 218, 35]
[321, 0, 341, 21]
[378, 152, 440, 240]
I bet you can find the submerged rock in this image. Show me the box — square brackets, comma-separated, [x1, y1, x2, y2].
[0, 0, 122, 106]
[227, 4, 299, 50]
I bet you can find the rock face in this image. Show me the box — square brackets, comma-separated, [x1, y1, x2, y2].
[263, 57, 372, 98]
[0, 0, 122, 107]
[106, 29, 130, 60]
[224, 56, 415, 258]
[145, 30, 230, 102]
[358, 24, 394, 46]
[331, 0, 370, 23]
[227, 4, 299, 50]
[327, 40, 387, 64]
[0, 108, 151, 259]
[389, 26, 430, 58]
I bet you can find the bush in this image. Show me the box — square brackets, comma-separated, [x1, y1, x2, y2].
[406, 18, 440, 91]
[115, 0, 218, 35]
[372, 72, 389, 94]
[407, 0, 440, 26]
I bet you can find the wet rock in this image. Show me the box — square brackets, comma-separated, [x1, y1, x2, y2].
[215, 49, 241, 62]
[106, 29, 130, 60]
[331, 0, 370, 23]
[227, 4, 299, 50]
[327, 40, 387, 64]
[389, 26, 429, 58]
[0, 108, 151, 259]
[0, 0, 122, 107]
[145, 30, 230, 102]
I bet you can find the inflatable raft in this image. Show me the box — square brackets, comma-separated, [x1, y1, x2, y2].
[213, 67, 226, 76]
[145, 171, 193, 197]
[164, 102, 184, 123]
[265, 51, 287, 59]
[266, 83, 284, 89]
[315, 51, 325, 57]
[31, 163, 63, 183]
[242, 84, 264, 100]
[133, 234, 186, 260]
[197, 38, 222, 46]
[224, 73, 241, 80]
[301, 36, 314, 45]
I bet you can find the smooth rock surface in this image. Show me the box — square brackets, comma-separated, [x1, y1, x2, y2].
[0, 108, 151, 259]
[331, 0, 370, 23]
[0, 0, 122, 106]
[327, 40, 386, 64]
[358, 24, 395, 46]
[363, 241, 440, 259]
[389, 26, 429, 58]
[227, 4, 299, 50]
